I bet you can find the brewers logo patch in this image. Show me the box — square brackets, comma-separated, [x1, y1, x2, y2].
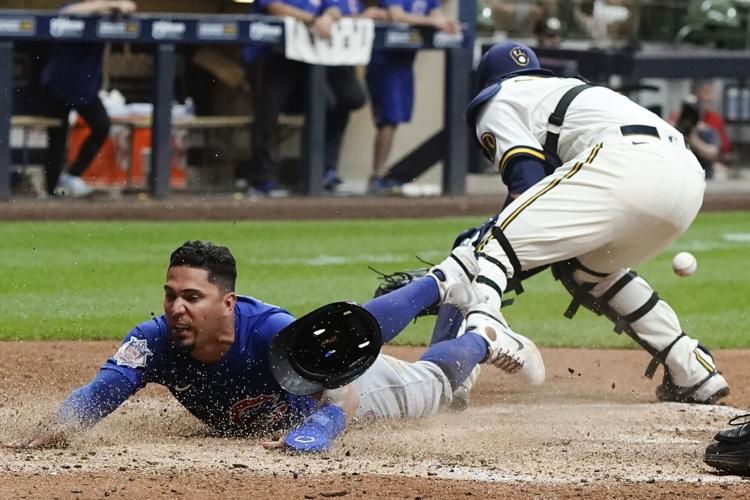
[481, 132, 497, 162]
[113, 338, 152, 369]
[510, 47, 530, 67]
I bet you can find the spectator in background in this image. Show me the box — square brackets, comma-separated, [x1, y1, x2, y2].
[366, 0, 460, 194]
[669, 81, 734, 180]
[534, 16, 562, 49]
[694, 80, 735, 177]
[672, 96, 720, 177]
[479, 0, 557, 37]
[41, 0, 136, 198]
[242, 0, 378, 197]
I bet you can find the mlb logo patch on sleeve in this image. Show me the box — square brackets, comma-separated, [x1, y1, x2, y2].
[114, 338, 153, 368]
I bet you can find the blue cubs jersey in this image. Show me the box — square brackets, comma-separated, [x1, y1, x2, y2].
[97, 296, 318, 435]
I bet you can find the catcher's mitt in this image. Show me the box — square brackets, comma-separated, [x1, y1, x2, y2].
[371, 266, 439, 316]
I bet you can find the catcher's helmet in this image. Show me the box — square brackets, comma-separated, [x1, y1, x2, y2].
[268, 302, 382, 396]
[467, 42, 553, 130]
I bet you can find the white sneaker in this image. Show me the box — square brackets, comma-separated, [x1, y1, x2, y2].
[428, 246, 480, 314]
[465, 303, 545, 385]
[55, 173, 93, 198]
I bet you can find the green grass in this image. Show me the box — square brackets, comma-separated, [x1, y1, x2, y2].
[1, 212, 749, 348]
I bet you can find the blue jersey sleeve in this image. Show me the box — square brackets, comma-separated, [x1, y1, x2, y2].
[57, 369, 137, 428]
[249, 309, 296, 355]
[101, 318, 168, 386]
[502, 156, 546, 208]
[56, 318, 168, 428]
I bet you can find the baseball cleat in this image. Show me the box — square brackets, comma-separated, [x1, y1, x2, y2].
[703, 414, 750, 475]
[657, 341, 729, 404]
[428, 246, 480, 315]
[656, 371, 729, 405]
[466, 304, 545, 385]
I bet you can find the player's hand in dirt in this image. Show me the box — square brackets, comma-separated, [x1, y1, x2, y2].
[3, 423, 72, 449]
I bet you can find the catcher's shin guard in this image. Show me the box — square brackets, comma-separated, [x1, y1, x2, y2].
[552, 260, 728, 404]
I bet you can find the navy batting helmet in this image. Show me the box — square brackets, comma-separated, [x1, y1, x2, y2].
[467, 42, 553, 130]
[268, 301, 382, 395]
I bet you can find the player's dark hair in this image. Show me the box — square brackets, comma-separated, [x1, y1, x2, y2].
[169, 241, 237, 292]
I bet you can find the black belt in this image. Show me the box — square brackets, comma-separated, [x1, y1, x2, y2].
[620, 124, 659, 138]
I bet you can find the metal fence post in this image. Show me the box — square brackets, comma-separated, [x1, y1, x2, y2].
[151, 43, 175, 199]
[0, 41, 13, 201]
[302, 63, 326, 196]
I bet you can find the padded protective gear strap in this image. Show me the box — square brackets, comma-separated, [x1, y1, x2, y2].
[544, 84, 593, 172]
[615, 292, 660, 333]
[599, 271, 637, 304]
[644, 332, 686, 379]
[551, 260, 600, 318]
[491, 226, 524, 294]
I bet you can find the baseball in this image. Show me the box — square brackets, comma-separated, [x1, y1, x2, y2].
[672, 252, 697, 277]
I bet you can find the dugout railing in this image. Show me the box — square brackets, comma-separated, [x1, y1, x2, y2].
[0, 5, 476, 201]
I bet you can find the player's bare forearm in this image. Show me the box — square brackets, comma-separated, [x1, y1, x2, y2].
[429, 10, 461, 33]
[360, 6, 389, 20]
[388, 6, 460, 33]
[61, 1, 137, 15]
[266, 2, 316, 24]
[312, 6, 342, 38]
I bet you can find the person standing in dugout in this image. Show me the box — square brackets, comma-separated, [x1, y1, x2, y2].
[41, 0, 137, 198]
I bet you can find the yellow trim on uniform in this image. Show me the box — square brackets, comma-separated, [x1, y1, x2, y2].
[499, 147, 546, 176]
[499, 143, 603, 231]
[694, 348, 714, 373]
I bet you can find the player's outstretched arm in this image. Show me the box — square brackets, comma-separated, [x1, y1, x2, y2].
[263, 385, 360, 453]
[3, 369, 137, 449]
[61, 1, 137, 15]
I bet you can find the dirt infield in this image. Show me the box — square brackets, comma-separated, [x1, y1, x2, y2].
[1, 343, 750, 498]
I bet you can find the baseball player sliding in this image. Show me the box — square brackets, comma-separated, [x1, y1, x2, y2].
[454, 41, 728, 404]
[5, 240, 518, 453]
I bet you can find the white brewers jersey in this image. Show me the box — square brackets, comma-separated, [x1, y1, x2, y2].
[474, 76, 685, 176]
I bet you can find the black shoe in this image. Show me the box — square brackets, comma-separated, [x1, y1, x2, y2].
[704, 414, 750, 475]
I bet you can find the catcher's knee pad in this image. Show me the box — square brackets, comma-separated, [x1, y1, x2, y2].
[552, 261, 688, 379]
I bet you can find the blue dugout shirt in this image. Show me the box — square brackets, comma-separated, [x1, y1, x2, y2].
[371, 0, 439, 66]
[243, 0, 361, 63]
[41, 4, 105, 105]
[41, 43, 104, 106]
[59, 296, 318, 435]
